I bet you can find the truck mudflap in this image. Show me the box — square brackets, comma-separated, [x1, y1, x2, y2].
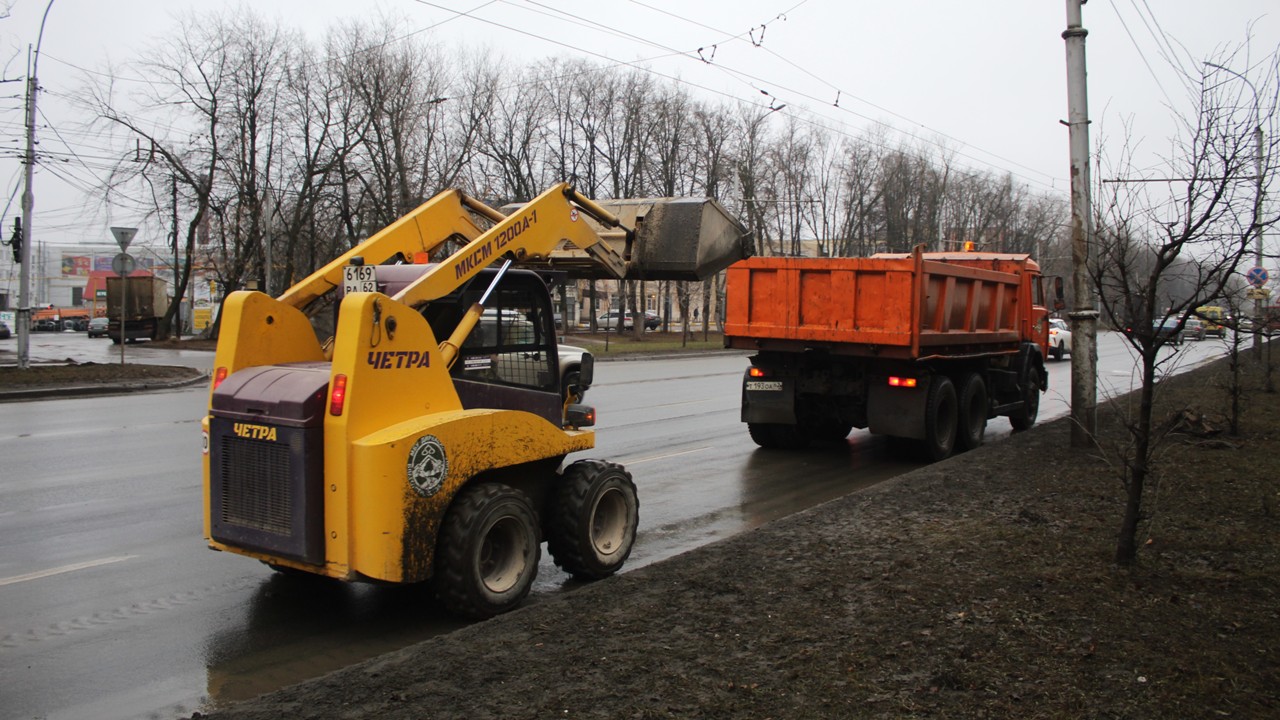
[866, 375, 931, 440]
[740, 370, 796, 425]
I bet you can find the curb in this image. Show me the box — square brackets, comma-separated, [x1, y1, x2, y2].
[0, 372, 210, 403]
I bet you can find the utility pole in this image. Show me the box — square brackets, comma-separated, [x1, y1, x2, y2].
[1205, 62, 1266, 361]
[1063, 0, 1098, 446]
[17, 44, 37, 370]
[1252, 120, 1265, 361]
[17, 1, 56, 370]
[172, 174, 181, 339]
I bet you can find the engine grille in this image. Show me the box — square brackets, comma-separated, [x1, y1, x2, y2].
[218, 434, 293, 535]
[208, 417, 325, 564]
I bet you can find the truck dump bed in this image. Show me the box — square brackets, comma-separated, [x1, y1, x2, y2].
[724, 250, 1042, 360]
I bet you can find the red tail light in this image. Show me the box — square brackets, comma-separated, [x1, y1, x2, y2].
[748, 367, 768, 378]
[212, 366, 228, 390]
[888, 376, 918, 388]
[329, 374, 348, 415]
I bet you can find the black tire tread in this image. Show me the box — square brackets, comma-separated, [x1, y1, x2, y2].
[433, 483, 539, 619]
[546, 460, 638, 580]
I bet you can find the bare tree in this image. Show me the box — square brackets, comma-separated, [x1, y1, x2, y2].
[1091, 48, 1279, 565]
[85, 10, 260, 337]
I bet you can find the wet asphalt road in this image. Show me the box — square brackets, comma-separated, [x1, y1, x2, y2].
[0, 330, 1230, 719]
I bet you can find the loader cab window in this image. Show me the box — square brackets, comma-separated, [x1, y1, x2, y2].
[423, 271, 558, 393]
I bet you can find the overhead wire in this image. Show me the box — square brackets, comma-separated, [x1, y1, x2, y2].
[418, 0, 1065, 195]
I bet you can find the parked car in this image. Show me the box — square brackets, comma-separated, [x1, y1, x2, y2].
[33, 318, 59, 331]
[87, 317, 110, 338]
[1184, 317, 1206, 341]
[0, 320, 10, 339]
[596, 309, 658, 331]
[1153, 318, 1183, 346]
[1047, 318, 1071, 360]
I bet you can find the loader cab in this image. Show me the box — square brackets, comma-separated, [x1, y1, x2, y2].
[421, 268, 565, 425]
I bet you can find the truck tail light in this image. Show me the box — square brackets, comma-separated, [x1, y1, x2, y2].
[748, 367, 769, 378]
[212, 366, 228, 390]
[329, 374, 348, 415]
[888, 376, 918, 388]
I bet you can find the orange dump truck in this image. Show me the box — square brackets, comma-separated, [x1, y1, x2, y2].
[724, 247, 1055, 460]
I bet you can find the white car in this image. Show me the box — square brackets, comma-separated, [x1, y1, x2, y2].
[1048, 318, 1071, 361]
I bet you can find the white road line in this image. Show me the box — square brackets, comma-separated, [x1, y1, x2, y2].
[0, 555, 139, 587]
[626, 447, 711, 465]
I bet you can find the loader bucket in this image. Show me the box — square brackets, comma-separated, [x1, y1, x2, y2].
[500, 196, 752, 281]
[597, 197, 753, 281]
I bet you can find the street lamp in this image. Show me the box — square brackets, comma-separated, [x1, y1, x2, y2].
[1205, 61, 1266, 360]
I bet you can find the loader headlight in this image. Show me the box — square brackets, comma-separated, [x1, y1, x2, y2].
[564, 404, 595, 428]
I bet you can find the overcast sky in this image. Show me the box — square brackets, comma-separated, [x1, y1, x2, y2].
[0, 0, 1277, 258]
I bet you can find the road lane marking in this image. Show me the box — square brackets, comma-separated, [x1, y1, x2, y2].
[0, 555, 138, 587]
[626, 447, 711, 465]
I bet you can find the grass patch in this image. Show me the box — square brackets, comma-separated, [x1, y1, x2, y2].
[562, 330, 732, 356]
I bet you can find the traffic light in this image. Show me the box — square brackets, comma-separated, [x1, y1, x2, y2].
[9, 217, 21, 264]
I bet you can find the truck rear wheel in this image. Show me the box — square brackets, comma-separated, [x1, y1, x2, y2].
[956, 373, 988, 452]
[1009, 366, 1041, 432]
[921, 376, 958, 461]
[747, 422, 808, 450]
[433, 483, 540, 619]
[546, 460, 638, 580]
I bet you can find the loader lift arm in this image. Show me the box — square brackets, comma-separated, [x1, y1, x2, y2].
[275, 183, 629, 315]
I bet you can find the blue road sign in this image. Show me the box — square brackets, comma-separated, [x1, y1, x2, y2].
[1246, 266, 1268, 288]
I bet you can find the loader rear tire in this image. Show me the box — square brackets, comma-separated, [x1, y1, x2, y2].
[433, 483, 540, 619]
[955, 372, 988, 452]
[920, 375, 958, 462]
[546, 460, 639, 580]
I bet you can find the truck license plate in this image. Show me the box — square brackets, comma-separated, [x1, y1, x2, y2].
[343, 265, 377, 295]
[746, 380, 783, 391]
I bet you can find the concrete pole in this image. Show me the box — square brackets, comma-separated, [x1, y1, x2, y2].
[1064, 0, 1099, 445]
[172, 174, 181, 339]
[17, 46, 36, 369]
[17, 1, 56, 370]
[1207, 62, 1266, 360]
[1252, 123, 1264, 361]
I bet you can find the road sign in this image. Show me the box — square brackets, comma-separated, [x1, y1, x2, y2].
[1246, 266, 1269, 288]
[110, 226, 138, 251]
[112, 252, 135, 276]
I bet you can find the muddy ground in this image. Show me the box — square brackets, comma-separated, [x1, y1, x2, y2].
[6, 344, 1274, 718]
[163, 351, 1278, 720]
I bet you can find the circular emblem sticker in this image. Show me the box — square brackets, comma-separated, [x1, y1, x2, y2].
[407, 435, 449, 498]
[569, 208, 579, 222]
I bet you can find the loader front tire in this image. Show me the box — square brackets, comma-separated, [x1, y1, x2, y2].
[434, 483, 540, 619]
[546, 460, 638, 580]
